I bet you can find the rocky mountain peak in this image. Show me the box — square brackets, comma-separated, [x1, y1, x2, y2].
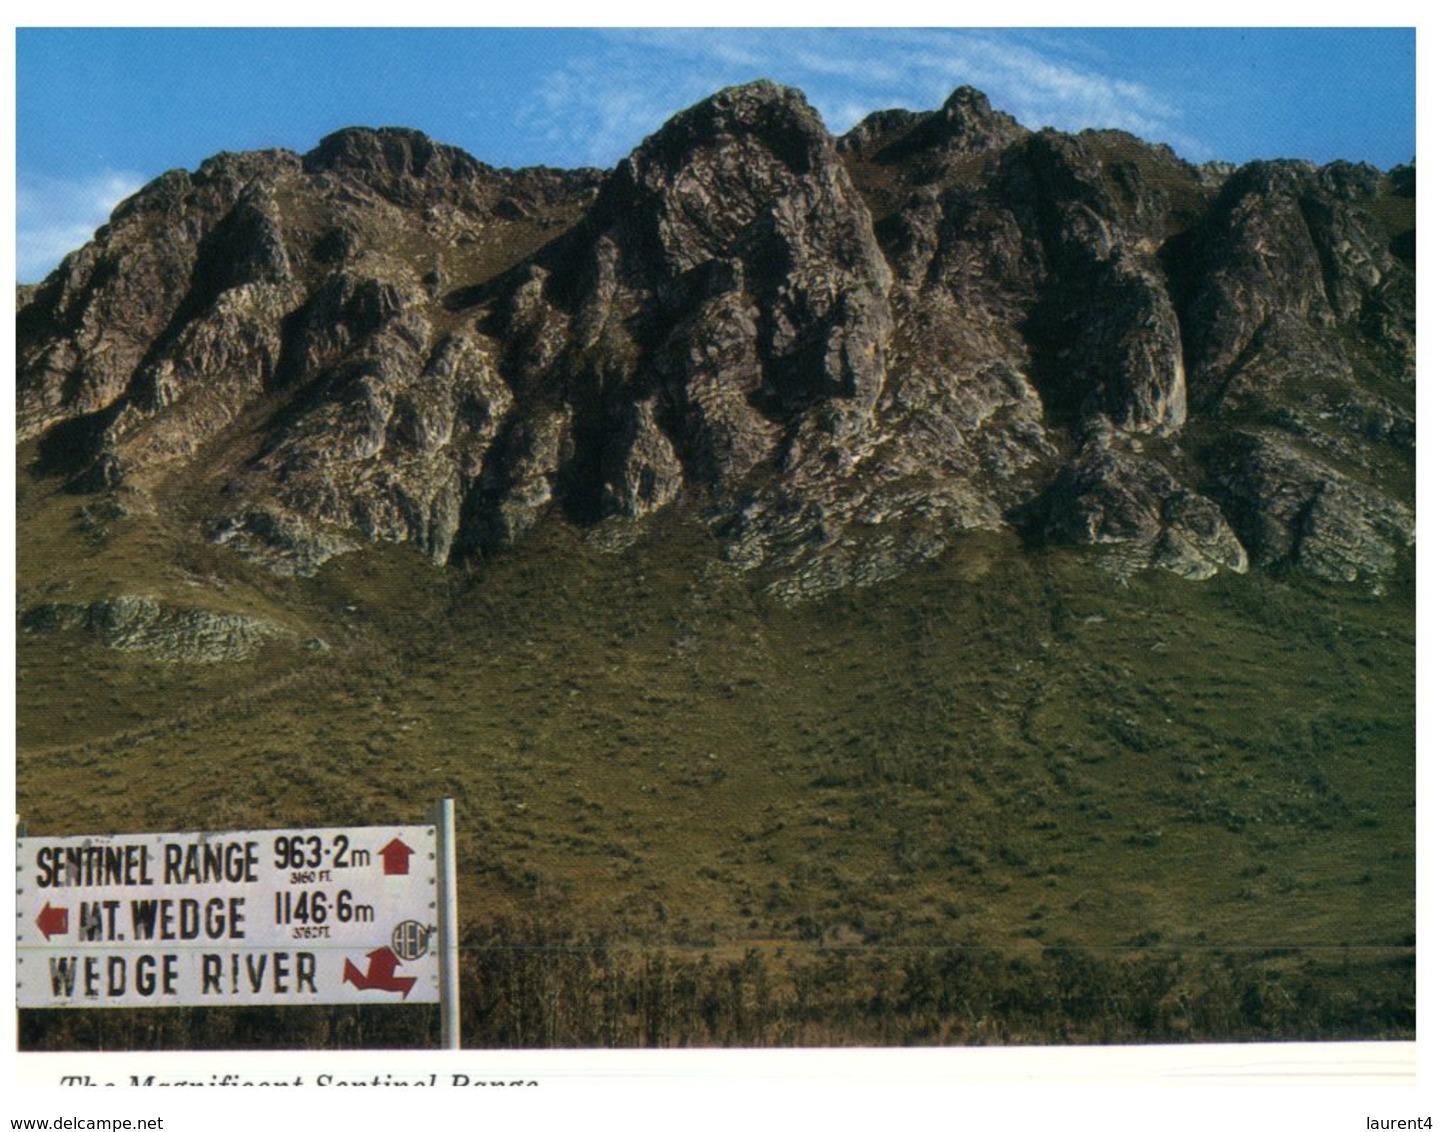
[455, 78, 894, 549]
[845, 83, 1029, 173]
[301, 126, 504, 209]
[305, 126, 487, 179]
[935, 85, 1027, 150]
[633, 80, 828, 166]
[598, 79, 861, 275]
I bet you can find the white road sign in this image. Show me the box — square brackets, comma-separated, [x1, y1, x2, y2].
[17, 824, 440, 1008]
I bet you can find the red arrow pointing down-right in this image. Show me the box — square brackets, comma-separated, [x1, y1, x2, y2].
[343, 947, 417, 998]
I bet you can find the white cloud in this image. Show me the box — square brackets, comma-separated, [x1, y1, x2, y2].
[517, 29, 1206, 168]
[519, 39, 751, 168]
[17, 170, 146, 284]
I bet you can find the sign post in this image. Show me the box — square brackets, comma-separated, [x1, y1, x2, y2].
[16, 821, 443, 1011]
[433, 798, 461, 1050]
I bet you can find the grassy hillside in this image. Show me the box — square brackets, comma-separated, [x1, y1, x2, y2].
[16, 445, 1414, 1047]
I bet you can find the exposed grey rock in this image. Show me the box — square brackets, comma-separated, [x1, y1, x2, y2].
[489, 79, 895, 508]
[1206, 431, 1414, 585]
[456, 407, 574, 553]
[103, 278, 303, 479]
[301, 126, 501, 208]
[762, 525, 951, 605]
[1197, 160, 1237, 188]
[238, 312, 513, 566]
[601, 398, 685, 518]
[17, 155, 305, 442]
[1176, 161, 1413, 412]
[1040, 442, 1247, 580]
[836, 108, 930, 157]
[21, 594, 291, 662]
[211, 504, 363, 577]
[843, 86, 1027, 175]
[1050, 255, 1187, 436]
[1003, 131, 1194, 436]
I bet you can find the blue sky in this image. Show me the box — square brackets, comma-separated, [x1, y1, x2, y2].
[15, 27, 1416, 283]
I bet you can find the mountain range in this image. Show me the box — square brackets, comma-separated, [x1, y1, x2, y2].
[19, 80, 1414, 610]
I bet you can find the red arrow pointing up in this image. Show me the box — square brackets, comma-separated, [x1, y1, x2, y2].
[36, 902, 69, 940]
[343, 947, 416, 998]
[378, 838, 414, 876]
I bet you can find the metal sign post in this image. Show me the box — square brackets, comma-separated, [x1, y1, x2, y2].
[432, 798, 461, 1050]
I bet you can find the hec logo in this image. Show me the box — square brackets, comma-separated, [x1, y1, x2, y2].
[390, 920, 434, 961]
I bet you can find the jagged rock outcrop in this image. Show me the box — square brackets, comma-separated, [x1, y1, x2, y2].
[1173, 161, 1415, 411]
[1039, 439, 1247, 580]
[20, 595, 291, 662]
[840, 85, 1026, 174]
[1206, 431, 1414, 587]
[211, 505, 362, 577]
[479, 82, 894, 508]
[17, 81, 1414, 597]
[1003, 130, 1193, 436]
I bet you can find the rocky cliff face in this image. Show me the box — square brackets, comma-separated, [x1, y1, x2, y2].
[17, 81, 1415, 598]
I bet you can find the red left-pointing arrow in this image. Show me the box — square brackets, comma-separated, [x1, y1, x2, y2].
[37, 902, 69, 939]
